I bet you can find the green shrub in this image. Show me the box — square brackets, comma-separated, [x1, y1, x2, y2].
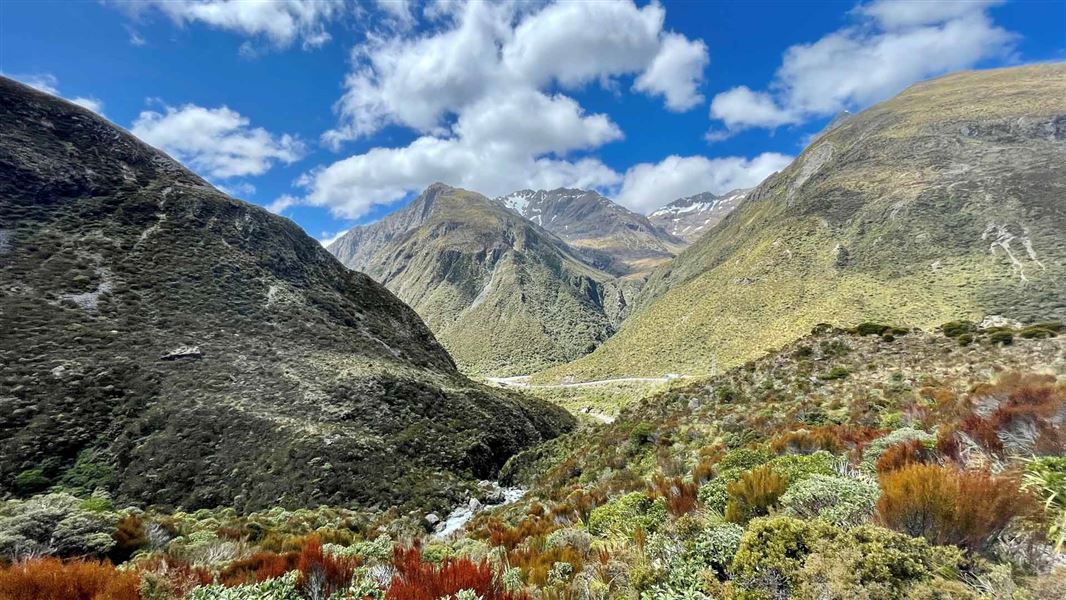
[781, 474, 881, 527]
[185, 571, 301, 600]
[0, 492, 118, 560]
[852, 322, 891, 336]
[14, 469, 51, 494]
[697, 469, 743, 514]
[588, 492, 667, 537]
[796, 526, 966, 600]
[940, 321, 976, 338]
[730, 516, 838, 595]
[1019, 325, 1060, 339]
[818, 367, 850, 381]
[989, 330, 1014, 345]
[689, 522, 744, 577]
[956, 333, 974, 347]
[725, 467, 787, 524]
[630, 423, 656, 447]
[59, 449, 117, 495]
[718, 448, 773, 472]
[764, 451, 835, 484]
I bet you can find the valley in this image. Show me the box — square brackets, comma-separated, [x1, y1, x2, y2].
[1, 21, 1065, 600]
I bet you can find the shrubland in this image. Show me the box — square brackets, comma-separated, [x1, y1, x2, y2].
[2, 323, 1065, 599]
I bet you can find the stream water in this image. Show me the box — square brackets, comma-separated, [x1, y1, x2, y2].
[434, 485, 526, 538]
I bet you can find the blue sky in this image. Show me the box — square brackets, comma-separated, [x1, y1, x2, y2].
[3, 1, 1064, 244]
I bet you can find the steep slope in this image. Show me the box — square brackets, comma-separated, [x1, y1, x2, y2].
[648, 188, 749, 242]
[0, 77, 573, 513]
[495, 188, 686, 275]
[541, 64, 1066, 381]
[329, 185, 621, 376]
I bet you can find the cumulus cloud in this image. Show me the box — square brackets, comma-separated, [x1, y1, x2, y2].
[114, 0, 345, 50]
[325, 0, 708, 145]
[614, 153, 793, 214]
[301, 0, 714, 220]
[132, 104, 304, 179]
[709, 0, 1015, 132]
[634, 33, 709, 111]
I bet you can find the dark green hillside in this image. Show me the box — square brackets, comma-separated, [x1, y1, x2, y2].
[0, 77, 573, 513]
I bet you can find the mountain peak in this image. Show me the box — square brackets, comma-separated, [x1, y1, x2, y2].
[493, 187, 685, 275]
[648, 188, 750, 242]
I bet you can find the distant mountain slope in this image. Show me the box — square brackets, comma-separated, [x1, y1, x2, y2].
[540, 64, 1066, 381]
[0, 77, 573, 513]
[329, 184, 622, 376]
[648, 188, 749, 242]
[495, 188, 686, 275]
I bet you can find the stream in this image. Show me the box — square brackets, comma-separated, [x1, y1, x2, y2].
[433, 484, 526, 538]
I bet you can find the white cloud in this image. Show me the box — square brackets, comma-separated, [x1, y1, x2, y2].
[710, 86, 796, 129]
[502, 0, 664, 88]
[318, 229, 350, 247]
[614, 153, 793, 214]
[856, 0, 1003, 29]
[131, 104, 304, 179]
[324, 0, 708, 146]
[633, 33, 708, 111]
[10, 73, 106, 115]
[709, 0, 1015, 131]
[297, 132, 623, 219]
[71, 97, 105, 114]
[302, 0, 712, 220]
[18, 73, 60, 95]
[116, 0, 344, 50]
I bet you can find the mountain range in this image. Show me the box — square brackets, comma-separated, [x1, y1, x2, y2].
[648, 188, 750, 242]
[543, 63, 1066, 381]
[328, 184, 624, 376]
[494, 188, 686, 275]
[0, 77, 573, 513]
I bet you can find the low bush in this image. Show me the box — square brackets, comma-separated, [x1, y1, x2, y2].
[877, 464, 1037, 551]
[0, 557, 139, 600]
[385, 546, 527, 600]
[185, 570, 301, 600]
[861, 428, 935, 472]
[724, 467, 787, 524]
[875, 439, 936, 474]
[781, 474, 880, 527]
[587, 492, 667, 537]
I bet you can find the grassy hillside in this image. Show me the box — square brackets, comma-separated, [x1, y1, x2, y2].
[540, 64, 1066, 382]
[330, 184, 621, 376]
[0, 77, 573, 514]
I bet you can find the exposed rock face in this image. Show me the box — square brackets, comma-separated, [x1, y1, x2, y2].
[0, 77, 573, 512]
[495, 188, 686, 275]
[329, 184, 620, 375]
[543, 64, 1066, 381]
[648, 188, 750, 242]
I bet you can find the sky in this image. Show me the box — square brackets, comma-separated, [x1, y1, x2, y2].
[2, 1, 1064, 244]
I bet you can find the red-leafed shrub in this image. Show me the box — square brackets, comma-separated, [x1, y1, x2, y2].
[877, 464, 1038, 551]
[648, 475, 700, 517]
[297, 537, 362, 598]
[218, 551, 299, 586]
[936, 426, 961, 462]
[386, 546, 527, 600]
[507, 542, 583, 587]
[960, 414, 1004, 454]
[875, 439, 935, 474]
[0, 557, 139, 600]
[135, 556, 213, 598]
